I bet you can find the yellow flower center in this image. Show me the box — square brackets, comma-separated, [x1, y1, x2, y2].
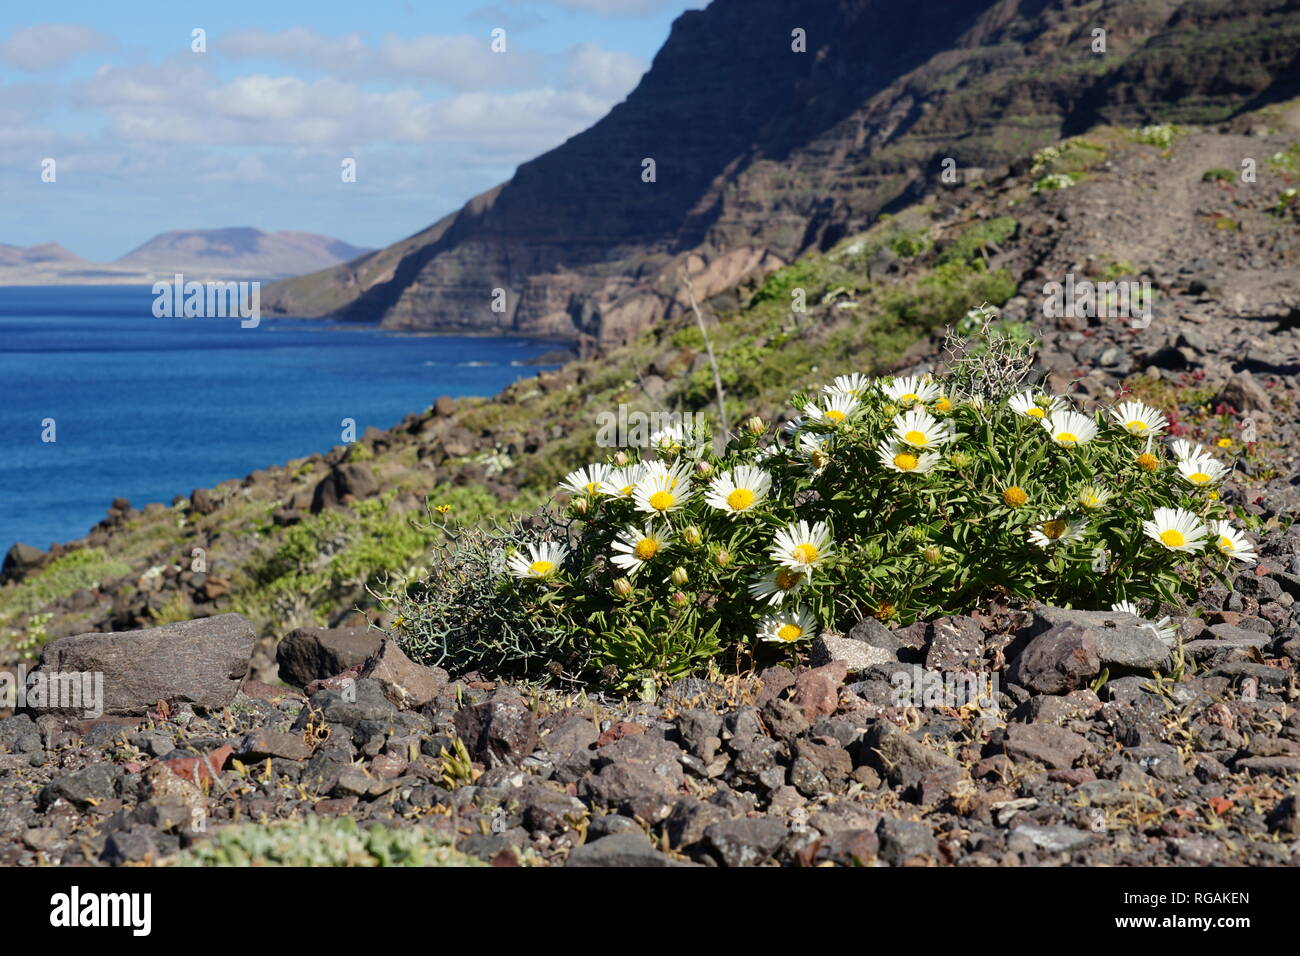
[775, 568, 802, 591]
[648, 490, 676, 511]
[776, 623, 803, 642]
[824, 409, 845, 422]
[1041, 519, 1067, 540]
[726, 488, 756, 511]
[529, 560, 554, 577]
[901, 393, 919, 403]
[633, 538, 661, 560]
[1003, 486, 1028, 507]
[1026, 408, 1045, 419]
[1218, 535, 1234, 552]
[810, 450, 829, 469]
[584, 481, 601, 494]
[1081, 494, 1099, 508]
[934, 397, 951, 412]
[1055, 431, 1078, 445]
[1159, 529, 1186, 548]
[1126, 420, 1149, 434]
[791, 543, 819, 565]
[904, 430, 928, 446]
[1137, 453, 1158, 471]
[893, 452, 919, 471]
[1188, 472, 1211, 485]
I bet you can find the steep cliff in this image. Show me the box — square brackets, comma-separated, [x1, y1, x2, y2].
[262, 0, 1300, 345]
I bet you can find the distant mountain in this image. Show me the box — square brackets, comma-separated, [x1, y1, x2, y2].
[114, 228, 372, 280]
[262, 0, 1300, 346]
[0, 229, 372, 286]
[0, 242, 85, 268]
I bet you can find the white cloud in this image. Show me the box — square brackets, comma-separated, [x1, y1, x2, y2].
[219, 27, 544, 89]
[546, 0, 680, 15]
[564, 43, 647, 98]
[0, 23, 117, 72]
[68, 62, 610, 152]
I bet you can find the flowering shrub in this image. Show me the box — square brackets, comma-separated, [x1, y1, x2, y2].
[489, 358, 1256, 690]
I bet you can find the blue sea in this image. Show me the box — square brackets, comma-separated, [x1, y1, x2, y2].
[0, 286, 562, 553]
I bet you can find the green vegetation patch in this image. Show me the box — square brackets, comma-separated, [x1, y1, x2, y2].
[174, 817, 484, 867]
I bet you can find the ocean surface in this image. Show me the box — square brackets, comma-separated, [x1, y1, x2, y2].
[0, 286, 561, 553]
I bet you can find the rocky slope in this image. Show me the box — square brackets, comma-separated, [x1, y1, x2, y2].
[262, 0, 1300, 347]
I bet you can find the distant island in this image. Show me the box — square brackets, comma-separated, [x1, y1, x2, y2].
[0, 227, 372, 286]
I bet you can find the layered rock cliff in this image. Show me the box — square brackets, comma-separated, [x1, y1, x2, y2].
[263, 0, 1300, 345]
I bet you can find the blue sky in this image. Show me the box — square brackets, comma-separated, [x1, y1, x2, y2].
[0, 0, 705, 261]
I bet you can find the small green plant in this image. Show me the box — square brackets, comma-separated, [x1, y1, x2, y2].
[1267, 142, 1300, 176]
[1272, 187, 1298, 217]
[1032, 173, 1076, 193]
[173, 817, 483, 867]
[382, 512, 583, 680]
[345, 441, 375, 463]
[889, 230, 932, 259]
[1201, 168, 1235, 183]
[1133, 123, 1183, 149]
[440, 737, 479, 788]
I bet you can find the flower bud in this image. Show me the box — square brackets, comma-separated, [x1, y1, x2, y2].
[923, 545, 943, 565]
[612, 577, 633, 598]
[682, 524, 703, 547]
[746, 416, 766, 436]
[570, 496, 591, 516]
[671, 566, 689, 586]
[714, 549, 731, 568]
[694, 460, 715, 479]
[613, 451, 630, 467]
[670, 591, 690, 607]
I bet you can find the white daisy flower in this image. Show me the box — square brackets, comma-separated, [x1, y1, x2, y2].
[1076, 485, 1112, 510]
[1028, 516, 1088, 548]
[1168, 438, 1208, 463]
[1111, 602, 1177, 646]
[705, 464, 772, 516]
[1008, 390, 1067, 421]
[1143, 507, 1208, 553]
[1209, 520, 1257, 564]
[770, 520, 833, 573]
[559, 463, 614, 497]
[876, 439, 940, 474]
[610, 524, 671, 576]
[798, 433, 829, 474]
[758, 606, 819, 645]
[631, 462, 693, 515]
[748, 566, 809, 606]
[1042, 410, 1099, 447]
[649, 420, 710, 456]
[881, 374, 940, 405]
[1176, 455, 1230, 487]
[1110, 400, 1168, 437]
[823, 373, 873, 399]
[802, 392, 861, 427]
[611, 462, 646, 498]
[506, 541, 568, 581]
[892, 407, 953, 449]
